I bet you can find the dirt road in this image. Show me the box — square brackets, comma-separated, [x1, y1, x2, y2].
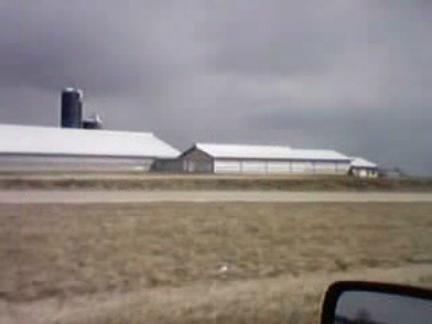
[1, 190, 432, 204]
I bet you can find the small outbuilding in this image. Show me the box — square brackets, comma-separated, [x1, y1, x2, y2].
[349, 157, 378, 178]
[177, 143, 352, 175]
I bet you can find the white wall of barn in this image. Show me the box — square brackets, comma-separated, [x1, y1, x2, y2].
[214, 160, 242, 173]
[213, 159, 350, 175]
[0, 155, 155, 172]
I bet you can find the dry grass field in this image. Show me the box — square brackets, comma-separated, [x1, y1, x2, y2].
[1, 202, 432, 323]
[0, 174, 432, 191]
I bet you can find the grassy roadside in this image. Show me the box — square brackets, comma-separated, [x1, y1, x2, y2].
[0, 175, 432, 191]
[50, 265, 432, 324]
[1, 202, 432, 323]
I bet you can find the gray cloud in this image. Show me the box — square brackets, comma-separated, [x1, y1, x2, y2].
[0, 1, 431, 175]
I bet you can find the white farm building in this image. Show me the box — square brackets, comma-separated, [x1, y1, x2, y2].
[175, 143, 352, 175]
[0, 124, 180, 172]
[349, 157, 379, 178]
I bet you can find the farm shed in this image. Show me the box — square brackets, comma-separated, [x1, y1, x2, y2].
[0, 124, 180, 172]
[349, 157, 378, 178]
[178, 143, 352, 175]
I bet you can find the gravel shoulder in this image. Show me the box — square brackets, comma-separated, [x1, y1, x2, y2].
[1, 190, 432, 204]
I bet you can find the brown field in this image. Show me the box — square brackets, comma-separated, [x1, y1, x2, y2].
[0, 173, 432, 191]
[1, 202, 432, 323]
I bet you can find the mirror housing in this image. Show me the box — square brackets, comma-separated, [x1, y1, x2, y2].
[321, 281, 432, 324]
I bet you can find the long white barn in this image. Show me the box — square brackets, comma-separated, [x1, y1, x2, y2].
[0, 124, 180, 171]
[177, 143, 352, 174]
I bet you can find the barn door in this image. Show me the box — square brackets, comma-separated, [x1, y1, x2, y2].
[188, 161, 196, 173]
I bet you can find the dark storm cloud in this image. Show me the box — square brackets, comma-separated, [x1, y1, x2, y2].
[0, 1, 431, 174]
[0, 1, 201, 95]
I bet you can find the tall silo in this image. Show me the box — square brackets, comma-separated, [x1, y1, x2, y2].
[61, 88, 83, 128]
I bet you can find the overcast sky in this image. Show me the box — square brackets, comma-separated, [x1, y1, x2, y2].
[0, 1, 431, 175]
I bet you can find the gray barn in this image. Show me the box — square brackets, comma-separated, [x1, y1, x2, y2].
[176, 143, 352, 175]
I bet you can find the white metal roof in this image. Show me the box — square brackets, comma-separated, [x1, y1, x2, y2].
[350, 157, 378, 168]
[195, 143, 350, 161]
[0, 124, 180, 159]
[285, 149, 351, 161]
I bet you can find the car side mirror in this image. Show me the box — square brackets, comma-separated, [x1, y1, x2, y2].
[321, 281, 432, 324]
